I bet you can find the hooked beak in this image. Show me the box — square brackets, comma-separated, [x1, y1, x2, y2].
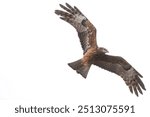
[104, 49, 109, 53]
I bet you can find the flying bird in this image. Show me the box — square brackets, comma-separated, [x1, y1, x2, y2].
[55, 3, 146, 96]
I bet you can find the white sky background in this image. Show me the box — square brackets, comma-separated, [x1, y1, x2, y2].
[0, 0, 150, 117]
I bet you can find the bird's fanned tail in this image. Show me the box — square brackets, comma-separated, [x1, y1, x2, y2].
[68, 59, 91, 78]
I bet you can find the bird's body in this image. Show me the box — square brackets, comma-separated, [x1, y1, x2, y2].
[55, 3, 146, 96]
[82, 47, 97, 64]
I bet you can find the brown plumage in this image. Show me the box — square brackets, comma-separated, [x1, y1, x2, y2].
[55, 3, 97, 53]
[55, 3, 146, 96]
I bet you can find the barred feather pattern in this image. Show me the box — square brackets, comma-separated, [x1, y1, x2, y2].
[55, 3, 97, 53]
[93, 54, 146, 96]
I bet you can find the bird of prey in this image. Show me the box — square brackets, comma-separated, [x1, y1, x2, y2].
[55, 3, 146, 96]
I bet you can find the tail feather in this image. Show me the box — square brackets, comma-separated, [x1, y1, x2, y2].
[68, 59, 91, 78]
[68, 59, 83, 70]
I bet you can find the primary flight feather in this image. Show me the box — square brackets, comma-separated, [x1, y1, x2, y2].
[55, 3, 146, 96]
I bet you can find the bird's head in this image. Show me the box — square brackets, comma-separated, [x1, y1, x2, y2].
[98, 47, 109, 54]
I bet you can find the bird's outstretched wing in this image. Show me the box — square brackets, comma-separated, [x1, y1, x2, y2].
[55, 3, 97, 53]
[93, 54, 146, 96]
